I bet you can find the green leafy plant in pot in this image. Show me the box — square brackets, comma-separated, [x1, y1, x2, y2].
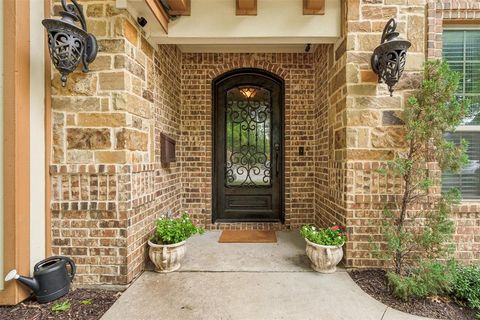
[300, 225, 346, 273]
[148, 212, 204, 273]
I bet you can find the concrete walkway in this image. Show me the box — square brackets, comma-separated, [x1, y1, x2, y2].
[102, 231, 433, 320]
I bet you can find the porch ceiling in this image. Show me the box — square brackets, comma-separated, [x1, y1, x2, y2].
[120, 0, 341, 51]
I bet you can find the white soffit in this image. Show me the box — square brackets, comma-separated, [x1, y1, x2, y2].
[121, 0, 341, 50]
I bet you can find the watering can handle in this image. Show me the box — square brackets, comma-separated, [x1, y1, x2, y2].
[34, 256, 76, 281]
[62, 256, 76, 281]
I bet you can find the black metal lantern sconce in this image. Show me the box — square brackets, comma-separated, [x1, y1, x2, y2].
[42, 0, 98, 86]
[371, 19, 411, 96]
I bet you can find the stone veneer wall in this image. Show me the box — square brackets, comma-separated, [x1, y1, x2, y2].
[343, 0, 427, 268]
[181, 52, 322, 229]
[50, 1, 182, 284]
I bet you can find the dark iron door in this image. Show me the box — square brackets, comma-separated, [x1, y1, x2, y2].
[213, 69, 284, 223]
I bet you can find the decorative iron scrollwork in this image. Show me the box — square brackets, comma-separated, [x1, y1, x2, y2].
[371, 18, 411, 96]
[42, 0, 98, 86]
[225, 87, 272, 187]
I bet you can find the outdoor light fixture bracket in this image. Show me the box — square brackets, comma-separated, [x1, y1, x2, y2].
[42, 0, 98, 86]
[371, 18, 411, 96]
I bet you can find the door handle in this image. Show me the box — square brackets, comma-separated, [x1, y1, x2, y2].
[274, 143, 280, 177]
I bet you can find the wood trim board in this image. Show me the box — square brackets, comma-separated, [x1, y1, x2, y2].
[146, 0, 169, 33]
[303, 0, 325, 15]
[236, 0, 257, 16]
[0, 0, 31, 305]
[168, 0, 191, 16]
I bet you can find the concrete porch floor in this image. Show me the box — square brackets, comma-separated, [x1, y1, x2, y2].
[101, 231, 431, 320]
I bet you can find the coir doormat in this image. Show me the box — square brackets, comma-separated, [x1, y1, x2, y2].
[218, 230, 277, 243]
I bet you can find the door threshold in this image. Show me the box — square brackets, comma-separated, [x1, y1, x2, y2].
[214, 219, 284, 224]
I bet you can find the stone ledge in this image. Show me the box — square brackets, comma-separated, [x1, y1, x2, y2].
[49, 163, 158, 174]
[50, 164, 120, 174]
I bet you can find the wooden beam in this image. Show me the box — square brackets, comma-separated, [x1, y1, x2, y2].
[0, 0, 31, 305]
[303, 0, 325, 15]
[168, 0, 191, 16]
[146, 0, 169, 33]
[236, 0, 257, 16]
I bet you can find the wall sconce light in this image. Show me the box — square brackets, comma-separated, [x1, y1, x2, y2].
[42, 0, 98, 86]
[371, 18, 411, 96]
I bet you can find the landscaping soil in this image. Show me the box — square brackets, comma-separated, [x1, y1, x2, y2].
[0, 288, 120, 320]
[349, 269, 477, 320]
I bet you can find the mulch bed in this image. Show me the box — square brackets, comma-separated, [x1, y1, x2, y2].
[349, 269, 477, 320]
[0, 289, 121, 320]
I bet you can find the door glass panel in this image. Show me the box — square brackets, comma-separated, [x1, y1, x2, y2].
[225, 86, 272, 187]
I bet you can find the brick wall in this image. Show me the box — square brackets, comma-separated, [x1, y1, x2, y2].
[181, 52, 320, 229]
[427, 0, 480, 59]
[313, 39, 348, 229]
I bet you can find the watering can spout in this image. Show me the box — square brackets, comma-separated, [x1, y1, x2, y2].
[4, 256, 75, 303]
[4, 269, 40, 292]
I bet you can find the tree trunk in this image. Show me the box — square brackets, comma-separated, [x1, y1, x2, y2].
[394, 139, 415, 276]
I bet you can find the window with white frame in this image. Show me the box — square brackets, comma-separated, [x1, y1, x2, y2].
[442, 29, 480, 199]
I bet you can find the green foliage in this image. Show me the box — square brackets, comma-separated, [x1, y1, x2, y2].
[150, 212, 204, 245]
[80, 298, 92, 305]
[405, 60, 470, 161]
[300, 225, 346, 246]
[387, 261, 456, 301]
[52, 300, 71, 313]
[378, 190, 457, 273]
[451, 264, 480, 310]
[373, 60, 470, 301]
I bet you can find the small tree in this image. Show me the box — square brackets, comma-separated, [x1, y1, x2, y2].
[375, 60, 470, 299]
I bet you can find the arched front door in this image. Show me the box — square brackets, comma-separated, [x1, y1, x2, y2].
[213, 69, 284, 223]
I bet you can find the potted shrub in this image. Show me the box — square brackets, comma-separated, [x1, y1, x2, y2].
[300, 225, 346, 273]
[148, 212, 204, 273]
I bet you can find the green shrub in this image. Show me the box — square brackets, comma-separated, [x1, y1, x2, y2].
[451, 264, 480, 310]
[150, 213, 204, 245]
[300, 225, 346, 246]
[374, 60, 469, 276]
[387, 261, 456, 301]
[370, 61, 471, 302]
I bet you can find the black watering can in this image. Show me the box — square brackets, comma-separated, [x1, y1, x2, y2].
[5, 256, 76, 303]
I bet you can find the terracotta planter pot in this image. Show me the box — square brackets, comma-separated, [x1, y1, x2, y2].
[148, 239, 186, 273]
[304, 238, 343, 273]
